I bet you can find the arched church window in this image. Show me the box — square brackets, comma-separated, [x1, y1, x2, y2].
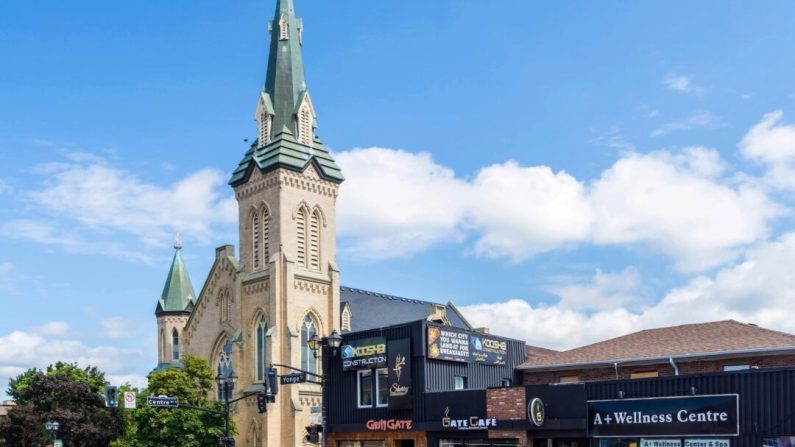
[160, 329, 166, 362]
[262, 208, 270, 265]
[296, 207, 307, 267]
[279, 15, 288, 41]
[256, 316, 268, 382]
[172, 329, 180, 362]
[300, 314, 318, 374]
[341, 307, 351, 332]
[297, 103, 313, 146]
[258, 112, 272, 147]
[252, 212, 261, 271]
[309, 209, 320, 271]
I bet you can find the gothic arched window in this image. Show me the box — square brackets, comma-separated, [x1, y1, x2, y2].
[252, 212, 261, 271]
[160, 329, 166, 362]
[258, 112, 272, 147]
[297, 102, 313, 146]
[262, 208, 270, 265]
[256, 316, 268, 382]
[172, 329, 180, 362]
[296, 207, 307, 268]
[309, 209, 320, 271]
[300, 314, 318, 374]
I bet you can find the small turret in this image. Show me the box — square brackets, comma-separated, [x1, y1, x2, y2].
[154, 235, 195, 369]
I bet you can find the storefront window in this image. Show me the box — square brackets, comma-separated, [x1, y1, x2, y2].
[376, 368, 388, 407]
[357, 370, 373, 407]
[454, 375, 468, 390]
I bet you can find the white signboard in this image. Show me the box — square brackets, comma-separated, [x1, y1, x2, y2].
[309, 406, 322, 424]
[641, 440, 682, 447]
[123, 392, 136, 409]
[685, 440, 730, 447]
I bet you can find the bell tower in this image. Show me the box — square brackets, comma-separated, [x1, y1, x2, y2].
[228, 0, 344, 444]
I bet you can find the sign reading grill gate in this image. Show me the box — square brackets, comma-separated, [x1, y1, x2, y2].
[588, 395, 739, 437]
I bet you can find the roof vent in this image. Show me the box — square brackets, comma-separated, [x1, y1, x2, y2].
[427, 304, 450, 325]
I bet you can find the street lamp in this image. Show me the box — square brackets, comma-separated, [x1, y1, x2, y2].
[307, 329, 343, 447]
[216, 367, 238, 447]
[43, 420, 59, 446]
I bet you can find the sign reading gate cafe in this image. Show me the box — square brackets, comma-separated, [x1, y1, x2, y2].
[588, 395, 739, 437]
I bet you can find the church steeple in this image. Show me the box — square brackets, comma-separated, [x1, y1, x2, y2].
[264, 0, 307, 137]
[230, 0, 343, 187]
[155, 237, 196, 315]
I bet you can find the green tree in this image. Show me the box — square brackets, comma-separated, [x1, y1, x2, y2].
[126, 356, 233, 447]
[8, 361, 107, 404]
[0, 372, 125, 446]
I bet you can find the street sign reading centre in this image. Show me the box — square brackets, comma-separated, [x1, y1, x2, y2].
[147, 396, 180, 408]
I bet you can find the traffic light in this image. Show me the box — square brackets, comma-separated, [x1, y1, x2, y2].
[256, 393, 267, 414]
[105, 386, 118, 408]
[303, 424, 321, 444]
[266, 367, 278, 402]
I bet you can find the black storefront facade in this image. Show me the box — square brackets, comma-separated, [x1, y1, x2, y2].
[326, 331, 795, 447]
[324, 320, 528, 447]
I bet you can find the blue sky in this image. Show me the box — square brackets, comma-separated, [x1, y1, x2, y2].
[2, 0, 795, 395]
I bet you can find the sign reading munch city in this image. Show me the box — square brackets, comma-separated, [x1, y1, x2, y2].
[427, 325, 507, 365]
[588, 395, 739, 437]
[341, 336, 387, 371]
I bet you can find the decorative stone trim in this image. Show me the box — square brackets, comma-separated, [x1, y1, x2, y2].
[293, 279, 329, 295]
[235, 171, 280, 200]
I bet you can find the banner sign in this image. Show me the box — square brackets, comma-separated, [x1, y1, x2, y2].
[388, 338, 412, 410]
[684, 439, 730, 447]
[588, 394, 739, 437]
[341, 336, 387, 371]
[427, 326, 507, 365]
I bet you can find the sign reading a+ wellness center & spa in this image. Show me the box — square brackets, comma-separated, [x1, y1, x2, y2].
[588, 395, 739, 437]
[427, 325, 507, 366]
[341, 336, 387, 371]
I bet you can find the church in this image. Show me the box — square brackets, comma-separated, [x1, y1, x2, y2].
[153, 0, 472, 445]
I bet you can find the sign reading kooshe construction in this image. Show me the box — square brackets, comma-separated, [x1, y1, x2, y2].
[341, 336, 387, 371]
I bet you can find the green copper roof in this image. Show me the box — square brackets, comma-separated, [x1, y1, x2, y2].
[156, 242, 195, 315]
[230, 0, 344, 186]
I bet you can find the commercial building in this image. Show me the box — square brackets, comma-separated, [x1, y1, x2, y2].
[324, 320, 527, 447]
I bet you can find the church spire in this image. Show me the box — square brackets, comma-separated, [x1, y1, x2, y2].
[230, 0, 344, 187]
[263, 0, 307, 137]
[155, 239, 196, 315]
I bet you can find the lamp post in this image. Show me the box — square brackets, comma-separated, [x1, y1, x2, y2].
[215, 368, 238, 447]
[307, 329, 343, 447]
[43, 420, 59, 446]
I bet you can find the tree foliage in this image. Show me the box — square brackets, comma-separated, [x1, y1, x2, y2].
[7, 361, 107, 404]
[125, 356, 233, 447]
[0, 371, 124, 446]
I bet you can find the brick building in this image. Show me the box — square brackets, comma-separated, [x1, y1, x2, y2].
[519, 320, 795, 385]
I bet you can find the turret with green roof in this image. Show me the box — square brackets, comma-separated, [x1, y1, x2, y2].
[230, 0, 344, 186]
[155, 236, 195, 316]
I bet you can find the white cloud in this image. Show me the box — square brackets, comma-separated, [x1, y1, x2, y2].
[590, 147, 779, 271]
[739, 110, 795, 189]
[663, 73, 703, 95]
[337, 145, 778, 272]
[462, 232, 795, 350]
[651, 111, 722, 137]
[468, 162, 592, 261]
[101, 317, 136, 340]
[34, 322, 69, 336]
[0, 262, 16, 293]
[0, 325, 146, 399]
[550, 268, 646, 312]
[106, 373, 148, 390]
[336, 148, 470, 259]
[6, 152, 237, 260]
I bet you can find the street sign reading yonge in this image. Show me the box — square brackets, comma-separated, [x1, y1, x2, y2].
[341, 336, 387, 371]
[280, 372, 307, 384]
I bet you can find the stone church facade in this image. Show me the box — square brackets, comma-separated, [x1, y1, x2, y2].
[153, 0, 471, 445]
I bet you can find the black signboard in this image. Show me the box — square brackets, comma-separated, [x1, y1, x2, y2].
[280, 372, 306, 384]
[388, 338, 412, 410]
[427, 326, 507, 365]
[341, 336, 387, 371]
[588, 395, 739, 437]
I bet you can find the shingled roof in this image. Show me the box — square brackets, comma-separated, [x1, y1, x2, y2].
[519, 320, 795, 370]
[340, 286, 472, 332]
